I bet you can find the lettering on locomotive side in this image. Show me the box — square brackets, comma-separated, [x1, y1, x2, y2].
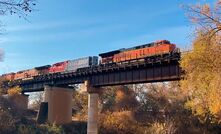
[99, 40, 178, 64]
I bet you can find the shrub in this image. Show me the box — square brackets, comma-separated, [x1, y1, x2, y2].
[7, 86, 21, 96]
[99, 111, 142, 134]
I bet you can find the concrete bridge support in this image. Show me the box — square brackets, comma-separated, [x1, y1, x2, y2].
[87, 93, 99, 134]
[44, 85, 73, 125]
[85, 81, 100, 134]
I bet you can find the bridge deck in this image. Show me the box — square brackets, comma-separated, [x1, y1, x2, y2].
[5, 53, 181, 92]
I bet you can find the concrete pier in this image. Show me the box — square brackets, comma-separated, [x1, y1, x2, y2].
[44, 85, 73, 125]
[85, 81, 100, 134]
[43, 86, 50, 102]
[87, 93, 99, 134]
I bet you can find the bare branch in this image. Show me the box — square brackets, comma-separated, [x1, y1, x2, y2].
[0, 0, 36, 18]
[183, 1, 221, 43]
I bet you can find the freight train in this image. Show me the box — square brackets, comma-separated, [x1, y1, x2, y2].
[1, 40, 179, 81]
[1, 56, 98, 81]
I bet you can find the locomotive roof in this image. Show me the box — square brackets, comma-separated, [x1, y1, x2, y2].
[98, 40, 173, 58]
[35, 65, 51, 70]
[99, 42, 156, 57]
[125, 42, 155, 51]
[99, 49, 121, 57]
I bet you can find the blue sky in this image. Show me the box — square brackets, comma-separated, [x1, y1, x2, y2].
[0, 0, 215, 74]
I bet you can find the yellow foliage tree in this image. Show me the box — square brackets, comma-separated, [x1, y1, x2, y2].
[100, 111, 142, 134]
[7, 86, 22, 96]
[115, 86, 138, 111]
[181, 0, 221, 123]
[180, 33, 221, 123]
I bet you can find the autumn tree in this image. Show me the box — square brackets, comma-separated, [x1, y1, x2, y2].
[181, 0, 221, 123]
[99, 87, 116, 112]
[114, 86, 138, 111]
[184, 1, 221, 41]
[29, 92, 44, 110]
[72, 90, 88, 121]
[7, 86, 21, 96]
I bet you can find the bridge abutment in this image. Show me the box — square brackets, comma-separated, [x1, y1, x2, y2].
[44, 85, 73, 125]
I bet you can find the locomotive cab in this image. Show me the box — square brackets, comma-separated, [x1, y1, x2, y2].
[99, 49, 121, 64]
[155, 40, 170, 45]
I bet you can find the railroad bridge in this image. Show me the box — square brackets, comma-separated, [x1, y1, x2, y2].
[4, 52, 181, 134]
[7, 52, 181, 92]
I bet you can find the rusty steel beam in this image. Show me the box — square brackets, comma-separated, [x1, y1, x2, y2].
[90, 63, 181, 87]
[20, 62, 180, 92]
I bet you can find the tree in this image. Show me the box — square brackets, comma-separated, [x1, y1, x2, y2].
[181, 33, 221, 123]
[114, 86, 138, 111]
[7, 86, 21, 96]
[99, 86, 139, 112]
[0, 0, 35, 18]
[181, 0, 221, 123]
[0, 0, 36, 61]
[29, 92, 44, 110]
[72, 90, 88, 121]
[184, 1, 221, 42]
[99, 87, 116, 112]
